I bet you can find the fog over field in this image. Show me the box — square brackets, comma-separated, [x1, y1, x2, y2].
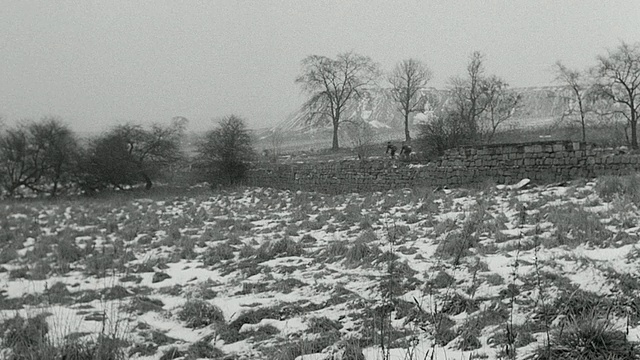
[1, 1, 639, 132]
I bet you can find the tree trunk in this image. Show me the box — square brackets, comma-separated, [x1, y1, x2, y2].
[404, 113, 411, 142]
[332, 120, 340, 150]
[632, 111, 638, 149]
[142, 172, 153, 190]
[51, 181, 58, 197]
[7, 184, 17, 197]
[578, 97, 586, 143]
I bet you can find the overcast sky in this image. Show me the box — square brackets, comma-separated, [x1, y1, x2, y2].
[1, 1, 639, 132]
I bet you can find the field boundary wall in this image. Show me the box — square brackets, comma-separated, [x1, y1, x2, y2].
[246, 141, 640, 193]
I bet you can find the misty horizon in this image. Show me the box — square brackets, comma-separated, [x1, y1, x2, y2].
[1, 1, 639, 133]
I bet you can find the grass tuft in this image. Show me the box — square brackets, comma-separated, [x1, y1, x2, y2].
[178, 299, 224, 328]
[535, 314, 640, 360]
[596, 174, 640, 203]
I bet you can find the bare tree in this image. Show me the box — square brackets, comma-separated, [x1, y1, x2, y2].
[296, 52, 380, 150]
[593, 42, 640, 149]
[417, 52, 519, 156]
[85, 118, 186, 190]
[0, 117, 79, 196]
[343, 119, 377, 160]
[448, 51, 490, 140]
[388, 59, 432, 142]
[30, 117, 81, 196]
[196, 115, 255, 186]
[447, 51, 519, 143]
[0, 125, 37, 195]
[416, 110, 470, 158]
[554, 62, 596, 142]
[480, 75, 521, 142]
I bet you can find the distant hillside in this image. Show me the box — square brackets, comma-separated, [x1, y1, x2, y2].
[275, 86, 569, 133]
[255, 86, 576, 153]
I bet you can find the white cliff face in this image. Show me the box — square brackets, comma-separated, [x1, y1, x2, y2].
[277, 86, 571, 133]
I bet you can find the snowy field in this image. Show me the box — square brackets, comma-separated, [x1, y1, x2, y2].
[2, 176, 640, 359]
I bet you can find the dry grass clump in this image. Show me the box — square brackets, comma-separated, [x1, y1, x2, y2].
[125, 296, 165, 315]
[202, 243, 235, 266]
[380, 260, 419, 297]
[539, 289, 617, 324]
[435, 211, 483, 265]
[0, 312, 128, 360]
[441, 292, 479, 316]
[344, 239, 383, 268]
[307, 316, 343, 333]
[455, 326, 482, 351]
[427, 270, 456, 290]
[320, 240, 349, 262]
[256, 237, 304, 261]
[83, 245, 133, 278]
[402, 304, 457, 347]
[489, 322, 537, 350]
[178, 299, 224, 328]
[543, 205, 612, 248]
[238, 323, 280, 341]
[596, 174, 640, 203]
[218, 304, 304, 344]
[184, 339, 226, 359]
[534, 315, 640, 360]
[44, 281, 73, 304]
[160, 342, 226, 360]
[270, 278, 307, 294]
[266, 332, 341, 360]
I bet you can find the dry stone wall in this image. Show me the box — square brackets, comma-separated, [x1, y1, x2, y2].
[246, 141, 640, 193]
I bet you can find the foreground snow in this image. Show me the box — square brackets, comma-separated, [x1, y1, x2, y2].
[1, 178, 640, 359]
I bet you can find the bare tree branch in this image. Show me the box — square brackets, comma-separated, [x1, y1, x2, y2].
[389, 59, 432, 142]
[296, 52, 380, 149]
[594, 42, 640, 148]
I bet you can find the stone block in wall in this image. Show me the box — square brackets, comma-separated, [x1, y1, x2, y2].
[248, 141, 640, 194]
